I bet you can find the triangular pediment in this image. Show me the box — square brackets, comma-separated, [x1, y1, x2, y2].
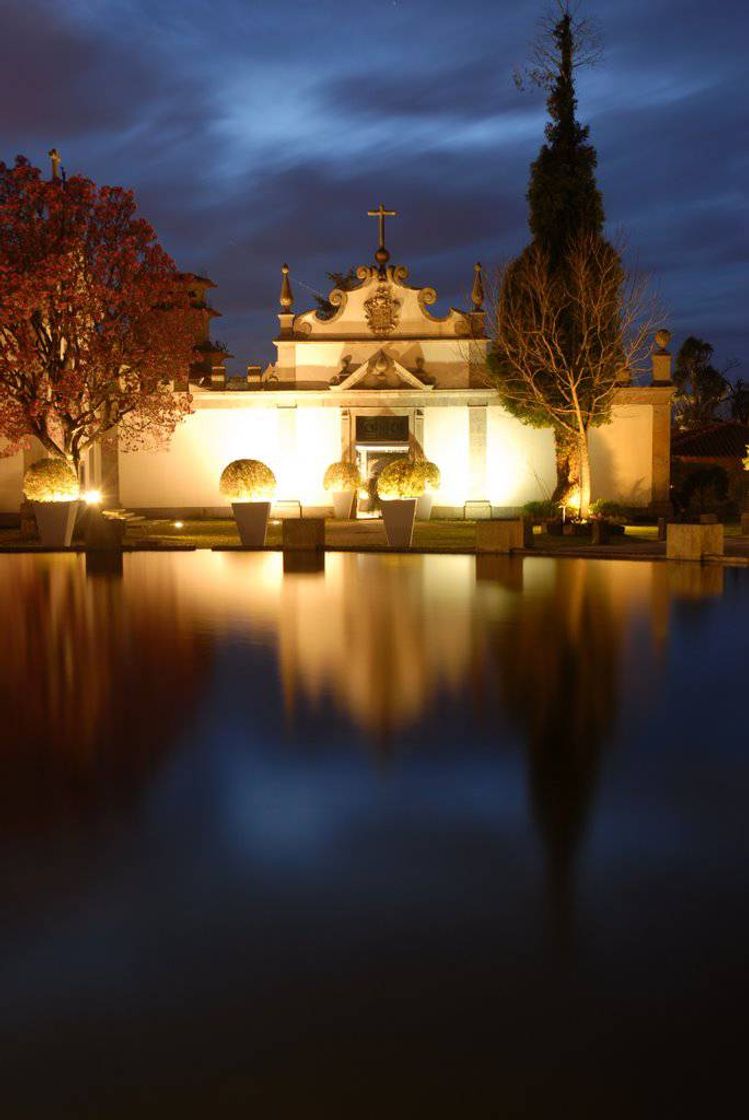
[329, 350, 433, 392]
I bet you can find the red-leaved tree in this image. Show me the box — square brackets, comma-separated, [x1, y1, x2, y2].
[0, 156, 196, 468]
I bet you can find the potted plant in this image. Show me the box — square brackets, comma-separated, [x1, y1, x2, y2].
[219, 459, 277, 546]
[376, 458, 425, 547]
[415, 460, 441, 521]
[323, 460, 361, 520]
[23, 459, 80, 547]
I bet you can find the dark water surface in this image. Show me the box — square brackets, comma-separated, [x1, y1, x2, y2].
[0, 551, 747, 1117]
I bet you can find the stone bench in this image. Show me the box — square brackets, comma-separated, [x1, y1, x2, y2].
[476, 518, 524, 554]
[666, 523, 724, 561]
[282, 517, 325, 551]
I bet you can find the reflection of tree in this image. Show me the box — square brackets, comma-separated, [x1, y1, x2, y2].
[493, 560, 620, 954]
[0, 555, 212, 838]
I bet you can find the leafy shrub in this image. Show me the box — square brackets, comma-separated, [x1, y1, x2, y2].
[416, 460, 441, 492]
[23, 459, 79, 502]
[679, 466, 729, 514]
[323, 461, 361, 492]
[522, 499, 557, 519]
[219, 459, 276, 501]
[377, 458, 426, 499]
[590, 499, 631, 522]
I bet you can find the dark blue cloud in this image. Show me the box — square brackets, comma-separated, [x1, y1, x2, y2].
[1, 0, 747, 369]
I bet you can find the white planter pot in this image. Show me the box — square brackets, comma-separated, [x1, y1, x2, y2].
[33, 500, 79, 547]
[415, 494, 433, 521]
[232, 501, 271, 547]
[381, 498, 417, 548]
[331, 491, 355, 520]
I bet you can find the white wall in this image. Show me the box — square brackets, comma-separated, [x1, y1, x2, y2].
[111, 396, 656, 513]
[0, 445, 24, 513]
[590, 403, 653, 505]
[119, 403, 342, 510]
[486, 407, 556, 506]
[423, 407, 469, 505]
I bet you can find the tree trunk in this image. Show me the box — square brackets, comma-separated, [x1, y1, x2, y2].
[552, 429, 580, 506]
[578, 430, 591, 519]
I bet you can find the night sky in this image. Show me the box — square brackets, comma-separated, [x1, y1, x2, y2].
[1, 0, 747, 373]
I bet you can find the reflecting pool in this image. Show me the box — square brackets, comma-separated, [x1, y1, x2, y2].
[0, 552, 747, 1117]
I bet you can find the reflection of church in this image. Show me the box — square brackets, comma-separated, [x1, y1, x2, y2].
[0, 206, 673, 518]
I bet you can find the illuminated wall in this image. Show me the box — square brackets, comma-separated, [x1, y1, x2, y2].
[590, 404, 654, 505]
[0, 394, 661, 514]
[279, 407, 340, 505]
[119, 403, 341, 510]
[0, 442, 24, 512]
[486, 407, 556, 506]
[423, 407, 469, 504]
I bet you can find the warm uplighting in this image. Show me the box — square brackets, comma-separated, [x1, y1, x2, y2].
[173, 520, 184, 529]
[83, 488, 103, 506]
[22, 459, 80, 503]
[565, 488, 582, 514]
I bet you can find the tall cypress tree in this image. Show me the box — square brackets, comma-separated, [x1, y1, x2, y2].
[491, 4, 623, 509]
[527, 10, 605, 260]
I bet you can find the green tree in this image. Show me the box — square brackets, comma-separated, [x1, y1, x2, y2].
[525, 4, 604, 262]
[490, 4, 633, 510]
[728, 377, 749, 425]
[673, 336, 729, 429]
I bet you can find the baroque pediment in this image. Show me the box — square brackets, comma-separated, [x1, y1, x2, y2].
[294, 264, 474, 341]
[329, 349, 433, 392]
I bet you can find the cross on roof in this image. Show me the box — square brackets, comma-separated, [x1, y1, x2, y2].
[367, 203, 397, 269]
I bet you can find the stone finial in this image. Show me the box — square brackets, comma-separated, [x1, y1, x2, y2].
[48, 148, 61, 181]
[471, 262, 484, 312]
[279, 263, 293, 311]
[652, 328, 673, 384]
[654, 328, 671, 353]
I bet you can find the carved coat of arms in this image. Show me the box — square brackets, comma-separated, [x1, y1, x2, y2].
[364, 283, 400, 336]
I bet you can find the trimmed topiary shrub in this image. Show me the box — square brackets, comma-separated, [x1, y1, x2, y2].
[416, 460, 441, 492]
[377, 458, 426, 500]
[323, 461, 361, 492]
[219, 459, 276, 501]
[23, 459, 80, 502]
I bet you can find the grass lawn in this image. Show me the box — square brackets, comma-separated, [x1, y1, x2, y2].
[123, 517, 666, 553]
[1, 516, 744, 555]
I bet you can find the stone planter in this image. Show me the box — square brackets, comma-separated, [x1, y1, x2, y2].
[381, 498, 417, 548]
[415, 493, 433, 521]
[331, 491, 355, 520]
[476, 518, 524, 554]
[232, 501, 271, 547]
[667, 522, 724, 561]
[32, 500, 78, 547]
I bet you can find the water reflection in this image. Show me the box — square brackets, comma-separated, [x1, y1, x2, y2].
[0, 551, 721, 835]
[1, 551, 746, 1115]
[0, 555, 212, 837]
[489, 561, 621, 950]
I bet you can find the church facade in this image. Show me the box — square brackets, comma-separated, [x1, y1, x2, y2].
[0, 213, 673, 519]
